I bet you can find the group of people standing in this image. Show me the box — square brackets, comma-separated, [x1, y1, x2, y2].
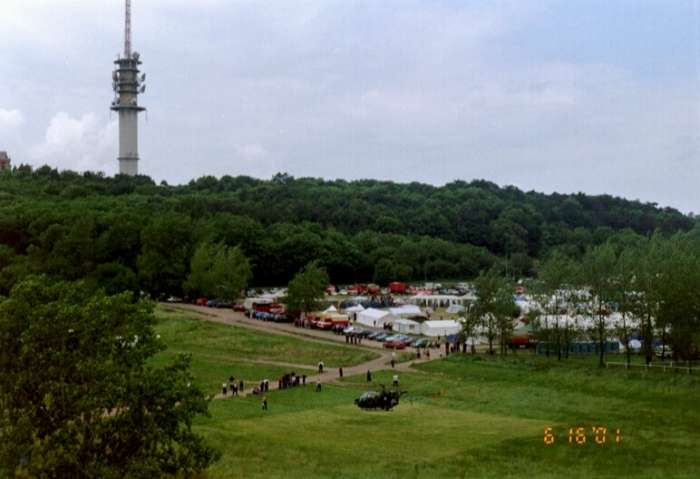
[278, 372, 305, 389]
[222, 376, 245, 396]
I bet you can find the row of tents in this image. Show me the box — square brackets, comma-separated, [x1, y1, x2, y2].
[352, 306, 461, 337]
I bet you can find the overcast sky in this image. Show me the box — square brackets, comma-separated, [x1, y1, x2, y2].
[1, 0, 698, 212]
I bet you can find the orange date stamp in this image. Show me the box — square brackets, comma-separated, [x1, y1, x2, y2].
[544, 426, 622, 445]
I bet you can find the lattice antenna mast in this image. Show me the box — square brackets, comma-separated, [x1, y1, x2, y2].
[124, 0, 132, 57]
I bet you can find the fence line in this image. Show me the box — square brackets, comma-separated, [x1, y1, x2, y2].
[606, 361, 693, 374]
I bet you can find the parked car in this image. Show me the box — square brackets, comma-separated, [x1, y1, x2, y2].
[165, 296, 182, 303]
[206, 299, 221, 308]
[374, 333, 390, 342]
[384, 340, 407, 350]
[233, 304, 246, 312]
[411, 338, 430, 348]
[367, 332, 383, 340]
[195, 297, 208, 306]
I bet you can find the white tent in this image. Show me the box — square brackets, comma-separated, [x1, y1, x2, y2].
[410, 294, 470, 308]
[446, 304, 465, 314]
[344, 304, 365, 314]
[356, 308, 397, 328]
[421, 320, 461, 337]
[392, 318, 421, 334]
[389, 305, 425, 318]
[323, 305, 338, 314]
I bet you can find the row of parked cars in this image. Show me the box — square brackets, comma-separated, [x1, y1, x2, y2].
[343, 327, 431, 349]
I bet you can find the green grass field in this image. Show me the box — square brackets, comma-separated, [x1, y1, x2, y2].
[151, 307, 379, 394]
[155, 308, 700, 478]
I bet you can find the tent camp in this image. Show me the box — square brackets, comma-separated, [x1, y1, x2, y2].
[421, 320, 461, 337]
[446, 304, 465, 314]
[392, 318, 420, 334]
[389, 305, 425, 318]
[323, 305, 338, 314]
[356, 308, 397, 328]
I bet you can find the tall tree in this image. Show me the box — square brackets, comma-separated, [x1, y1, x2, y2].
[579, 243, 618, 367]
[184, 242, 251, 302]
[285, 262, 330, 315]
[535, 250, 580, 360]
[473, 270, 513, 355]
[0, 278, 218, 477]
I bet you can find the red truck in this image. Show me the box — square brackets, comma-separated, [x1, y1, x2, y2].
[389, 282, 407, 294]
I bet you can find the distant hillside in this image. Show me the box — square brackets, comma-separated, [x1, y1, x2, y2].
[0, 166, 694, 293]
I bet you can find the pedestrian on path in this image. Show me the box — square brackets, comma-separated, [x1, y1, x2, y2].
[339, 367, 343, 378]
[366, 370, 372, 382]
[239, 379, 244, 392]
[302, 375, 307, 386]
[262, 396, 268, 411]
[222, 383, 228, 396]
[318, 361, 325, 374]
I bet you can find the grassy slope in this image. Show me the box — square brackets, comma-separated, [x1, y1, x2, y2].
[194, 356, 699, 479]
[152, 307, 699, 478]
[151, 307, 379, 394]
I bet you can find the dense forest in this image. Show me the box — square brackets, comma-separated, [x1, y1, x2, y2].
[0, 165, 695, 296]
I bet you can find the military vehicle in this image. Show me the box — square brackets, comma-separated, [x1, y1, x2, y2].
[354, 388, 405, 411]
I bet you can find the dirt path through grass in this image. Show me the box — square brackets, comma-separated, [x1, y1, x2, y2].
[165, 304, 440, 399]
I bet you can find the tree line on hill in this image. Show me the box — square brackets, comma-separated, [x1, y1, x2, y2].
[0, 166, 695, 297]
[462, 230, 700, 365]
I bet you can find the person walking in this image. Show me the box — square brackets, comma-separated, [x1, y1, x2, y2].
[239, 379, 244, 393]
[222, 383, 228, 396]
[302, 374, 307, 386]
[392, 374, 399, 388]
[366, 370, 372, 382]
[339, 367, 344, 378]
[262, 396, 268, 411]
[318, 361, 325, 374]
[229, 377, 236, 395]
[316, 379, 322, 392]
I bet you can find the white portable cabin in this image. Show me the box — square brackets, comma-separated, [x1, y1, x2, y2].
[392, 318, 421, 334]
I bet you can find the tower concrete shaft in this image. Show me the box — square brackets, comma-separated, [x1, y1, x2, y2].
[111, 0, 146, 176]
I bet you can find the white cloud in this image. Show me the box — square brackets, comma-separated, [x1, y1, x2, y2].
[0, 109, 24, 129]
[30, 112, 116, 172]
